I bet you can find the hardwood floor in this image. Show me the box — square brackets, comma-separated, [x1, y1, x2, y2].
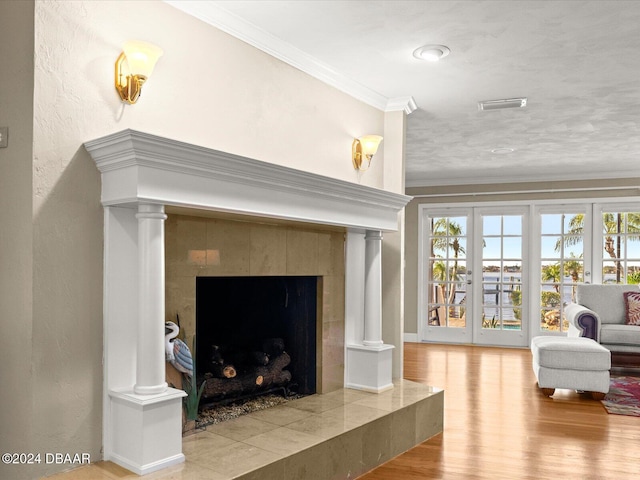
[359, 343, 640, 480]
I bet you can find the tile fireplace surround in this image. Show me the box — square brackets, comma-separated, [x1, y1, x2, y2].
[84, 130, 444, 478]
[165, 213, 347, 396]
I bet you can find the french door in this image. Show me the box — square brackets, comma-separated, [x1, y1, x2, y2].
[420, 208, 473, 343]
[420, 206, 529, 347]
[474, 208, 528, 346]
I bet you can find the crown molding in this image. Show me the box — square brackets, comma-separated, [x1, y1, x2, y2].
[386, 96, 418, 114]
[85, 130, 411, 231]
[164, 0, 394, 111]
[405, 169, 640, 188]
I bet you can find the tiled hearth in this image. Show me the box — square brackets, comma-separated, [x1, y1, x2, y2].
[183, 380, 442, 479]
[46, 380, 443, 480]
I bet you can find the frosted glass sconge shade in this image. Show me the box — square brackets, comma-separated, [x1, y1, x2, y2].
[352, 135, 383, 171]
[122, 41, 164, 78]
[115, 40, 163, 104]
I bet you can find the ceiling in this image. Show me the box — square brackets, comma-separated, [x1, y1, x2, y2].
[168, 1, 640, 187]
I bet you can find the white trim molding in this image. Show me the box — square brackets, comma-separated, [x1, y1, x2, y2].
[109, 387, 186, 475]
[386, 96, 418, 114]
[85, 129, 411, 232]
[404, 333, 419, 343]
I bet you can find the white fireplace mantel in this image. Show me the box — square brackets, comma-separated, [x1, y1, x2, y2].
[84, 129, 411, 475]
[85, 129, 410, 232]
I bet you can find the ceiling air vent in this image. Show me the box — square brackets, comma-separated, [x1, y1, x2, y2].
[478, 97, 527, 111]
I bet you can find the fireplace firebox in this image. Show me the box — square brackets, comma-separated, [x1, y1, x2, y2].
[196, 276, 318, 403]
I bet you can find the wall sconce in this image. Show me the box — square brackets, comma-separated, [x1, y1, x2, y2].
[352, 135, 383, 170]
[115, 40, 163, 104]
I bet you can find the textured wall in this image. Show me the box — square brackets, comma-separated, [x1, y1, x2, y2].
[33, 1, 386, 187]
[0, 2, 35, 480]
[22, 0, 396, 477]
[31, 3, 104, 477]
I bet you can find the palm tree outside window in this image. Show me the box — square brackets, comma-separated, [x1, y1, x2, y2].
[428, 217, 466, 328]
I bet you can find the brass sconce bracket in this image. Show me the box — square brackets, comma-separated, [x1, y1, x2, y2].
[352, 135, 383, 171]
[352, 138, 367, 170]
[114, 41, 163, 105]
[115, 52, 147, 104]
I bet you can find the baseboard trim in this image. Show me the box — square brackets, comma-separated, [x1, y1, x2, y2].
[109, 452, 185, 475]
[404, 333, 419, 343]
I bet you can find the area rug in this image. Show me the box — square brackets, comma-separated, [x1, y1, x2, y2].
[601, 376, 640, 417]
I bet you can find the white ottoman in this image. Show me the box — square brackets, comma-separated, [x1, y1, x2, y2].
[531, 336, 611, 400]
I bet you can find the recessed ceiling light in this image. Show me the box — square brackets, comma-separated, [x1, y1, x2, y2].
[478, 98, 527, 111]
[490, 147, 515, 154]
[413, 44, 450, 62]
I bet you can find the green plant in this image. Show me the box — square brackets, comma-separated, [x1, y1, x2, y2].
[183, 336, 206, 421]
[628, 271, 640, 284]
[541, 291, 561, 308]
[482, 314, 498, 329]
[183, 376, 206, 421]
[510, 290, 522, 320]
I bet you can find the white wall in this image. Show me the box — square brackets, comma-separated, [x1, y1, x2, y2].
[0, 3, 35, 480]
[3, 1, 404, 478]
[381, 110, 407, 378]
[34, 0, 387, 187]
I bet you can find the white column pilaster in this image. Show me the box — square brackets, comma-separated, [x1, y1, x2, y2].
[104, 206, 185, 475]
[345, 229, 394, 393]
[364, 229, 383, 346]
[134, 203, 168, 395]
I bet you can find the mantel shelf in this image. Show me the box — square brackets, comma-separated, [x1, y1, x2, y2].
[85, 129, 411, 231]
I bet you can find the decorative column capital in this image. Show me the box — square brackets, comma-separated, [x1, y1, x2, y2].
[136, 203, 168, 220]
[365, 230, 383, 241]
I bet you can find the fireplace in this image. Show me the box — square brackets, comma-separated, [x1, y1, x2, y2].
[196, 275, 318, 401]
[85, 129, 412, 475]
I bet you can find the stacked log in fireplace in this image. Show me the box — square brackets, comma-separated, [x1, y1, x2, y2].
[199, 337, 292, 403]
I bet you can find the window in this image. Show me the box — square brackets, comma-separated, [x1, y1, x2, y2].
[427, 215, 468, 328]
[600, 211, 640, 284]
[418, 200, 640, 346]
[539, 211, 585, 332]
[481, 214, 523, 330]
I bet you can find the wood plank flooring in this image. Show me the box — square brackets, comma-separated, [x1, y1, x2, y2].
[358, 343, 640, 480]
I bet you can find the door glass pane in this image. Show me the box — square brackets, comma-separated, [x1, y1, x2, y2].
[503, 216, 522, 235]
[481, 215, 523, 331]
[628, 238, 640, 258]
[628, 261, 640, 284]
[503, 237, 522, 258]
[427, 215, 468, 328]
[483, 216, 501, 235]
[602, 211, 640, 284]
[541, 237, 560, 258]
[602, 261, 619, 283]
[483, 237, 501, 257]
[539, 212, 584, 332]
[541, 214, 561, 234]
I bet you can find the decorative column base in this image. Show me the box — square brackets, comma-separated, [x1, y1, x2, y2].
[345, 344, 395, 393]
[108, 387, 187, 475]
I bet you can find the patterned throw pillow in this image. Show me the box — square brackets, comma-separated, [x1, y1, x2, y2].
[623, 291, 640, 325]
